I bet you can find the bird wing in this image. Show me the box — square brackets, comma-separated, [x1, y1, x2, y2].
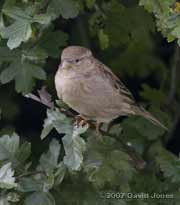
[95, 59, 135, 104]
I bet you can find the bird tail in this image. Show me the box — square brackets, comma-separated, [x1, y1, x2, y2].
[134, 106, 168, 131]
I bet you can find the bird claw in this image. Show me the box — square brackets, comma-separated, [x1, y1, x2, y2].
[74, 115, 89, 128]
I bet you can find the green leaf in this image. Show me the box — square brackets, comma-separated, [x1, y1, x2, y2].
[122, 116, 165, 141]
[140, 84, 166, 107]
[54, 162, 66, 186]
[15, 141, 31, 164]
[139, 0, 180, 45]
[0, 162, 17, 189]
[0, 47, 20, 62]
[7, 192, 20, 202]
[98, 29, 109, 50]
[0, 62, 19, 84]
[2, 7, 33, 22]
[86, 0, 96, 9]
[1, 20, 32, 49]
[0, 133, 31, 170]
[22, 48, 48, 61]
[62, 125, 88, 170]
[0, 133, 19, 161]
[25, 192, 55, 205]
[83, 134, 137, 189]
[41, 108, 73, 140]
[1, 6, 51, 49]
[153, 145, 180, 183]
[33, 14, 51, 25]
[17, 177, 43, 193]
[36, 29, 68, 58]
[0, 197, 9, 205]
[0, 61, 46, 94]
[39, 139, 61, 174]
[47, 0, 79, 20]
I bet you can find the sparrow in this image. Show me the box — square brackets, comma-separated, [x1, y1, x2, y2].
[55, 46, 167, 133]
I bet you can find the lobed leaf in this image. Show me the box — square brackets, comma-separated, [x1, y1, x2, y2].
[47, 0, 79, 20]
[39, 139, 61, 174]
[25, 192, 55, 205]
[0, 162, 17, 189]
[62, 125, 88, 170]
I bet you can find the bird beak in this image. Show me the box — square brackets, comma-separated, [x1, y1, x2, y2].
[59, 60, 72, 70]
[58, 62, 62, 70]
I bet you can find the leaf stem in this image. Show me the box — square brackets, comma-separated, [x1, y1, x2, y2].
[16, 170, 46, 180]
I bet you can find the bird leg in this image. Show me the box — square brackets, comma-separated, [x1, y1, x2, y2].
[96, 122, 107, 136]
[106, 121, 115, 133]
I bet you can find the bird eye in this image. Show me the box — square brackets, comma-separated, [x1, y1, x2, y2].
[75, 59, 80, 63]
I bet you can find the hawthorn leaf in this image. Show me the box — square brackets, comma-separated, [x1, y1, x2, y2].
[0, 47, 20, 62]
[36, 30, 68, 58]
[7, 192, 20, 202]
[47, 0, 79, 20]
[139, 0, 180, 45]
[0, 133, 19, 161]
[84, 136, 135, 189]
[41, 108, 73, 140]
[39, 139, 61, 174]
[1, 7, 51, 49]
[15, 142, 31, 164]
[98, 29, 109, 50]
[154, 146, 180, 183]
[86, 0, 96, 9]
[54, 162, 66, 186]
[122, 116, 165, 140]
[0, 133, 31, 171]
[25, 192, 55, 205]
[0, 60, 46, 94]
[33, 14, 51, 25]
[2, 7, 33, 22]
[0, 197, 9, 205]
[1, 20, 32, 49]
[0, 62, 19, 84]
[0, 162, 17, 189]
[17, 177, 43, 193]
[140, 84, 166, 107]
[62, 124, 88, 170]
[22, 48, 48, 61]
[16, 62, 46, 92]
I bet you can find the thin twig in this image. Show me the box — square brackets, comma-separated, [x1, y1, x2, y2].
[166, 107, 180, 141]
[16, 171, 46, 180]
[108, 133, 146, 170]
[166, 44, 180, 105]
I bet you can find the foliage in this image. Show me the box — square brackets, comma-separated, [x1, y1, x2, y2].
[139, 0, 180, 45]
[0, 0, 179, 205]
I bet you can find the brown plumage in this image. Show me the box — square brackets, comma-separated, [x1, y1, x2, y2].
[55, 46, 167, 131]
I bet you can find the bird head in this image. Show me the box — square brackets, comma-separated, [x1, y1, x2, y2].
[59, 46, 93, 73]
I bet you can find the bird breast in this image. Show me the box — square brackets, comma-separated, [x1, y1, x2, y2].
[55, 72, 95, 115]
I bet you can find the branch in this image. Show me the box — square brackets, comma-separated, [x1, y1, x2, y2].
[24, 86, 54, 109]
[24, 87, 80, 120]
[109, 134, 146, 170]
[166, 44, 180, 105]
[16, 171, 46, 180]
[166, 107, 180, 141]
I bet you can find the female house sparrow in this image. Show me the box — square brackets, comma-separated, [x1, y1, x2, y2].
[55, 46, 167, 132]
